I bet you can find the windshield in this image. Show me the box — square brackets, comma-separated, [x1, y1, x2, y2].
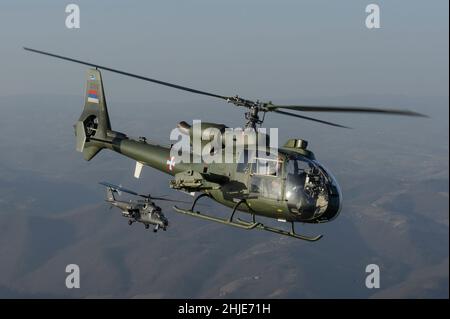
[284, 155, 341, 219]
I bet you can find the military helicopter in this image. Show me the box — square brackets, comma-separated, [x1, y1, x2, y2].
[99, 181, 175, 232]
[24, 47, 427, 241]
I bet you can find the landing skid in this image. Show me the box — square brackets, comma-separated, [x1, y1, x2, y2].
[172, 193, 323, 242]
[238, 218, 323, 241]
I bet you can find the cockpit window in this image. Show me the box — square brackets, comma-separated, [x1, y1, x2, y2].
[251, 155, 282, 177]
[250, 176, 282, 200]
[284, 155, 328, 214]
[248, 153, 283, 200]
[236, 149, 254, 173]
[283, 154, 342, 219]
[286, 157, 311, 175]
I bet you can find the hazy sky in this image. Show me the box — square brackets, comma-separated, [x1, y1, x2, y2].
[0, 1, 448, 103]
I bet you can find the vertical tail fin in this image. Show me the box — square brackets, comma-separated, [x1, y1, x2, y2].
[75, 69, 112, 160]
[105, 187, 116, 201]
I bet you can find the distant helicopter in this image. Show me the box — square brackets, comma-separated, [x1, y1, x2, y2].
[25, 47, 427, 241]
[100, 181, 180, 232]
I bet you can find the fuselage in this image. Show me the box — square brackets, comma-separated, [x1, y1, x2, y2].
[97, 131, 342, 224]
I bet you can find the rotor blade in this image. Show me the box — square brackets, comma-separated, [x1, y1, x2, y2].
[150, 196, 193, 204]
[24, 47, 229, 101]
[25, 48, 426, 120]
[268, 105, 427, 117]
[99, 182, 139, 196]
[151, 196, 209, 206]
[273, 110, 351, 129]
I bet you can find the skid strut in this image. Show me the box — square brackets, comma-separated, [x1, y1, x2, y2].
[174, 194, 259, 230]
[173, 193, 323, 241]
[240, 219, 323, 242]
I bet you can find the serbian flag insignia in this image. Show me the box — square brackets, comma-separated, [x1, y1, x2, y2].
[87, 89, 99, 104]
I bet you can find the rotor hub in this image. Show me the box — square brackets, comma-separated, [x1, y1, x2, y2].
[244, 106, 266, 129]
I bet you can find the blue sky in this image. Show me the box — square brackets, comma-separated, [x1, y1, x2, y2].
[0, 0, 448, 102]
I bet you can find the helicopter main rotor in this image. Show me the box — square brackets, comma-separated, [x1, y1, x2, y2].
[24, 47, 428, 129]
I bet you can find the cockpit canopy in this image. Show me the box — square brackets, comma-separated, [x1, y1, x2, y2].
[237, 149, 342, 221]
[284, 154, 342, 220]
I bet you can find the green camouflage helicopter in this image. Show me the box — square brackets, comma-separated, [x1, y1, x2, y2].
[24, 47, 426, 241]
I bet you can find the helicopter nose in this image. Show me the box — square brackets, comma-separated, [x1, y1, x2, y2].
[319, 184, 342, 222]
[323, 196, 342, 221]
